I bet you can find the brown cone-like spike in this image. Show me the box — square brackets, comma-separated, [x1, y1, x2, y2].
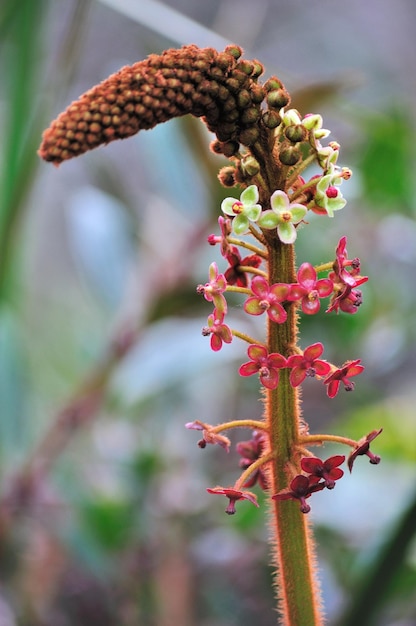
[38, 44, 281, 165]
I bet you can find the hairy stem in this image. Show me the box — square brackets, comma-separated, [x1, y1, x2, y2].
[266, 237, 323, 626]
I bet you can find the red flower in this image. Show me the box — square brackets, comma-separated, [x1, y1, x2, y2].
[324, 359, 365, 398]
[301, 455, 345, 489]
[236, 431, 269, 490]
[224, 246, 262, 288]
[272, 475, 325, 514]
[327, 286, 364, 314]
[185, 420, 231, 452]
[196, 262, 228, 314]
[286, 342, 331, 387]
[239, 344, 287, 390]
[348, 428, 382, 472]
[244, 276, 290, 324]
[327, 237, 368, 314]
[202, 309, 232, 351]
[287, 263, 333, 315]
[206, 486, 259, 515]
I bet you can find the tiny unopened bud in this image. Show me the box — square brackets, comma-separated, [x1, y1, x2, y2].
[285, 124, 307, 143]
[218, 166, 237, 187]
[224, 44, 243, 59]
[241, 155, 260, 176]
[241, 107, 260, 125]
[262, 110, 281, 129]
[238, 126, 260, 146]
[264, 77, 285, 92]
[236, 89, 252, 109]
[250, 61, 264, 79]
[221, 141, 240, 157]
[328, 141, 340, 151]
[267, 89, 290, 109]
[279, 146, 301, 166]
[341, 167, 353, 180]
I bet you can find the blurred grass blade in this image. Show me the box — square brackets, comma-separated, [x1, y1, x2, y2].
[0, 0, 92, 301]
[97, 0, 229, 48]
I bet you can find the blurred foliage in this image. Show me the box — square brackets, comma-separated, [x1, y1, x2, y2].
[0, 0, 415, 625]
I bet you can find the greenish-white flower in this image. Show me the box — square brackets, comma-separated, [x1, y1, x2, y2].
[221, 185, 262, 235]
[258, 190, 307, 244]
[314, 174, 346, 217]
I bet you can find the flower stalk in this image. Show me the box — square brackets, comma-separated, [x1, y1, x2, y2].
[38, 43, 382, 626]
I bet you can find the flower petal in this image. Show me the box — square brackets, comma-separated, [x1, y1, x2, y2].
[232, 213, 250, 235]
[289, 367, 307, 387]
[277, 222, 297, 244]
[268, 303, 287, 324]
[289, 206, 307, 223]
[241, 184, 259, 206]
[221, 197, 238, 216]
[247, 344, 268, 361]
[258, 210, 279, 229]
[270, 190, 290, 212]
[239, 362, 260, 377]
[303, 342, 324, 361]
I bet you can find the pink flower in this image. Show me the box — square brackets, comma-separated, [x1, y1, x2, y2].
[244, 276, 290, 324]
[348, 428, 382, 472]
[324, 359, 365, 398]
[272, 475, 325, 514]
[239, 344, 287, 390]
[287, 263, 333, 314]
[202, 309, 232, 351]
[301, 455, 345, 489]
[286, 342, 331, 387]
[196, 262, 228, 314]
[206, 486, 259, 515]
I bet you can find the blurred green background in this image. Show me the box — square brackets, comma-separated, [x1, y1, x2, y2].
[0, 1, 415, 624]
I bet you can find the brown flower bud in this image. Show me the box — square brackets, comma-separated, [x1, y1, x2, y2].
[218, 166, 237, 187]
[267, 89, 290, 109]
[279, 146, 301, 166]
[262, 110, 281, 129]
[284, 124, 307, 143]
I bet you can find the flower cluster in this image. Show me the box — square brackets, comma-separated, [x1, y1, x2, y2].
[194, 160, 381, 515]
[200, 207, 370, 396]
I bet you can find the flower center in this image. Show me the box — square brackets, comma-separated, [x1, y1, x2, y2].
[325, 186, 339, 199]
[232, 201, 244, 214]
[280, 210, 292, 222]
